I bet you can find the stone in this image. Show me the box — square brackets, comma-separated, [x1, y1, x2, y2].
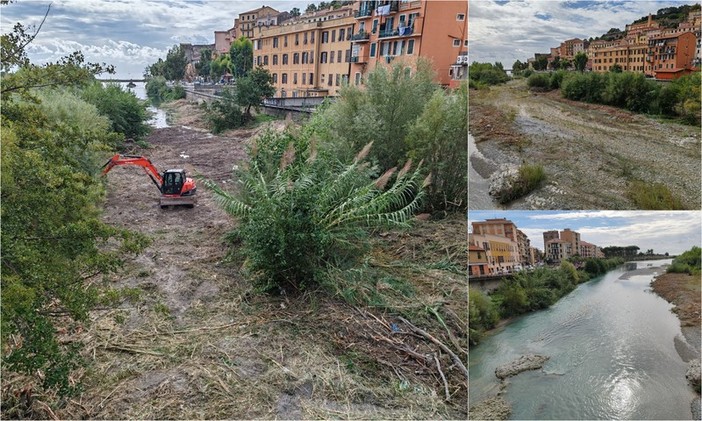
[495, 354, 550, 380]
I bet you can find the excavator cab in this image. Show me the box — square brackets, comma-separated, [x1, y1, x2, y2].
[162, 170, 185, 195]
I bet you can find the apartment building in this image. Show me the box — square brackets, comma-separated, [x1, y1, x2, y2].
[543, 230, 559, 251]
[253, 11, 355, 97]
[516, 229, 531, 268]
[646, 31, 698, 79]
[239, 6, 280, 39]
[469, 244, 489, 277]
[560, 229, 581, 256]
[546, 239, 573, 263]
[349, 0, 467, 87]
[469, 233, 520, 275]
[214, 29, 236, 54]
[579, 241, 599, 258]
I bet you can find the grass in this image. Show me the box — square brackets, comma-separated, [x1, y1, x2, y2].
[627, 180, 685, 210]
[496, 164, 546, 204]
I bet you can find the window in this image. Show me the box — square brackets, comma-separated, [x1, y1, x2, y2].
[282, 73, 288, 83]
[257, 56, 262, 65]
[457, 13, 465, 21]
[309, 72, 314, 84]
[341, 74, 348, 85]
[338, 50, 342, 61]
[354, 72, 361, 85]
[273, 37, 279, 48]
[370, 42, 377, 57]
[407, 39, 414, 54]
[335, 74, 340, 86]
[320, 52, 328, 63]
[272, 73, 277, 83]
[295, 33, 299, 45]
[293, 73, 298, 84]
[345, 49, 351, 62]
[310, 50, 314, 64]
[347, 26, 353, 40]
[453, 39, 461, 47]
[302, 73, 307, 84]
[328, 74, 333, 86]
[304, 32, 308, 44]
[408, 13, 419, 28]
[283, 54, 289, 64]
[393, 41, 399, 55]
[464, 40, 468, 47]
[311, 31, 315, 43]
[263, 55, 269, 65]
[330, 51, 335, 63]
[293, 53, 300, 64]
[372, 19, 379, 33]
[302, 52, 308, 64]
[339, 28, 345, 42]
[273, 54, 278, 65]
[321, 74, 325, 84]
[322, 31, 329, 43]
[284, 35, 288, 47]
[331, 30, 336, 42]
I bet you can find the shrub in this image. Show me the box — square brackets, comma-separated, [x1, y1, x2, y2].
[495, 164, 546, 204]
[145, 76, 185, 103]
[668, 246, 701, 275]
[549, 70, 567, 90]
[627, 180, 684, 210]
[202, 89, 246, 133]
[469, 288, 499, 345]
[81, 82, 150, 141]
[201, 131, 427, 293]
[527, 73, 551, 90]
[522, 69, 534, 78]
[469, 62, 510, 86]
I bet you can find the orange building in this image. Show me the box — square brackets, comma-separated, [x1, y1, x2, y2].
[349, 0, 467, 87]
[253, 12, 355, 97]
[647, 31, 698, 79]
[239, 6, 280, 39]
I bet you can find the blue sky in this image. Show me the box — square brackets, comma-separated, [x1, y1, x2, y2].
[469, 211, 701, 255]
[469, 0, 700, 67]
[1, 1, 311, 79]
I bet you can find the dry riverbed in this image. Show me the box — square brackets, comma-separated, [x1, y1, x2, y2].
[469, 79, 701, 209]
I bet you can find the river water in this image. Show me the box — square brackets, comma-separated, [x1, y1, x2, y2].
[469, 259, 697, 420]
[112, 81, 169, 128]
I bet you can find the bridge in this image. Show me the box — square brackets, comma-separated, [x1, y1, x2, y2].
[98, 79, 145, 83]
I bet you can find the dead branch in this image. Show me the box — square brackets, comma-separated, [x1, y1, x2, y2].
[433, 353, 450, 401]
[398, 317, 468, 380]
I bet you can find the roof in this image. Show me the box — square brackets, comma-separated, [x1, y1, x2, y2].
[241, 5, 279, 16]
[469, 245, 484, 251]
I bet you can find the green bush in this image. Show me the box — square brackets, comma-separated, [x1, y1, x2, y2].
[201, 131, 427, 293]
[202, 89, 246, 133]
[145, 76, 185, 103]
[549, 70, 567, 90]
[496, 164, 546, 204]
[81, 82, 150, 142]
[469, 288, 499, 345]
[668, 246, 701, 275]
[522, 69, 534, 78]
[469, 62, 510, 86]
[527, 73, 551, 90]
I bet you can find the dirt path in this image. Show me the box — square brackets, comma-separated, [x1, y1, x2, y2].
[48, 112, 467, 419]
[469, 79, 701, 209]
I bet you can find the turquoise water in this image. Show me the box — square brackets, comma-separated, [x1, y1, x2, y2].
[469, 260, 696, 420]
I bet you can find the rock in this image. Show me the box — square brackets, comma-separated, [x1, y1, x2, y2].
[692, 396, 701, 421]
[495, 354, 550, 380]
[686, 359, 701, 393]
[469, 395, 511, 420]
[488, 165, 519, 199]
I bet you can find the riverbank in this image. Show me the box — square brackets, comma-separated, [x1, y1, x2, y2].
[469, 79, 701, 209]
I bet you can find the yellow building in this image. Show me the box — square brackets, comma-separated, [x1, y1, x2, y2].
[469, 233, 519, 275]
[253, 10, 355, 97]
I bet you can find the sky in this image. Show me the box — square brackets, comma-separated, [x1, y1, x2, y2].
[0, 0, 311, 79]
[468, 210, 702, 255]
[469, 0, 700, 67]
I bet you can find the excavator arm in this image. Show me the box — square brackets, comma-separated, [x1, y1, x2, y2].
[101, 154, 164, 192]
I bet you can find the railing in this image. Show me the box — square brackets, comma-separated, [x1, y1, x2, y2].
[354, 8, 372, 18]
[351, 32, 370, 41]
[350, 56, 367, 63]
[378, 27, 413, 38]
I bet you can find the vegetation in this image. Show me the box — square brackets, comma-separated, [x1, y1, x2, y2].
[526, 73, 550, 89]
[631, 4, 701, 28]
[236, 67, 276, 117]
[81, 82, 150, 142]
[627, 180, 685, 210]
[469, 62, 510, 87]
[201, 89, 246, 133]
[146, 44, 186, 81]
[310, 60, 465, 213]
[574, 52, 588, 72]
[201, 130, 427, 293]
[1, 5, 150, 398]
[230, 36, 253, 79]
[495, 164, 546, 204]
[667, 246, 701, 276]
[145, 75, 186, 103]
[601, 245, 641, 258]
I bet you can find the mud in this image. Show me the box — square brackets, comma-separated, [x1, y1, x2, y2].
[469, 79, 701, 209]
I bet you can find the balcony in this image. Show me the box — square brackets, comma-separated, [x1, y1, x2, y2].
[350, 56, 368, 64]
[378, 27, 413, 38]
[355, 8, 373, 18]
[351, 32, 370, 41]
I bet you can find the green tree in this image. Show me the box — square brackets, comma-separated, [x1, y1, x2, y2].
[534, 56, 548, 71]
[196, 49, 212, 80]
[469, 62, 510, 85]
[82, 82, 150, 142]
[148, 45, 186, 81]
[210, 53, 233, 81]
[230, 36, 253, 78]
[306, 3, 318, 12]
[574, 52, 588, 72]
[610, 63, 623, 73]
[290, 7, 301, 16]
[550, 56, 561, 70]
[236, 66, 276, 117]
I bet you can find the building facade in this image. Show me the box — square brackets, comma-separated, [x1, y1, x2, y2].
[469, 245, 489, 277]
[349, 0, 467, 87]
[253, 13, 355, 97]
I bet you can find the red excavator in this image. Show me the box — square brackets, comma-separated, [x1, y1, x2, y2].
[101, 154, 197, 208]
